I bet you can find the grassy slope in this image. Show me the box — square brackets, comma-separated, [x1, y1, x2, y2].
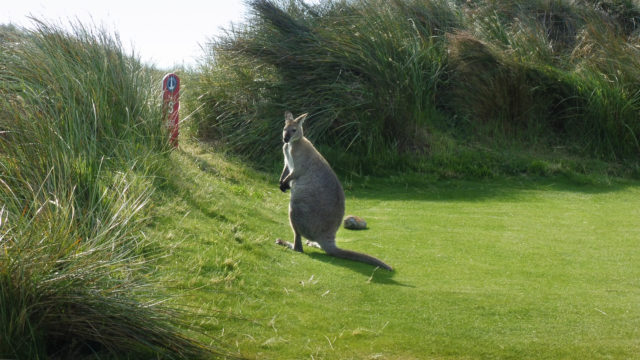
[152, 142, 640, 359]
[0, 23, 215, 358]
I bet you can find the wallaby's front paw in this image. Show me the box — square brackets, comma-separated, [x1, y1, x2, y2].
[279, 181, 290, 192]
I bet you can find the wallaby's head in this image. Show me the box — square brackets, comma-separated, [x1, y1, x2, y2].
[282, 111, 308, 144]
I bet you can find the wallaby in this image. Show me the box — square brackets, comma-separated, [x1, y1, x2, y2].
[276, 111, 393, 271]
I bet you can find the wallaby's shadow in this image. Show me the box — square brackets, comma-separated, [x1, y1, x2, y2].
[305, 251, 414, 288]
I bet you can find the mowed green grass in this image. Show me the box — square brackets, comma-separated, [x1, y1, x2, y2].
[153, 144, 640, 359]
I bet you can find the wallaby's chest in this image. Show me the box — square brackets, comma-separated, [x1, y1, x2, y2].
[284, 143, 295, 172]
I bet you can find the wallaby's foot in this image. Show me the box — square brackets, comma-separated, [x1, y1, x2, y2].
[305, 240, 322, 249]
[279, 181, 290, 192]
[275, 238, 292, 249]
[275, 238, 303, 252]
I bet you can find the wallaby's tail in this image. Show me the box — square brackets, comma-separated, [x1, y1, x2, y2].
[326, 247, 393, 271]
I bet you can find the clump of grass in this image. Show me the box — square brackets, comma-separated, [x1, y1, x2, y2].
[0, 175, 212, 359]
[192, 0, 640, 175]
[0, 21, 215, 358]
[192, 0, 454, 170]
[452, 0, 640, 160]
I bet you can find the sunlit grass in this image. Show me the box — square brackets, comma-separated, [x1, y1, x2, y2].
[153, 142, 640, 359]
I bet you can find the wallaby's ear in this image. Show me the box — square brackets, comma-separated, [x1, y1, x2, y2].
[284, 111, 294, 123]
[294, 113, 308, 126]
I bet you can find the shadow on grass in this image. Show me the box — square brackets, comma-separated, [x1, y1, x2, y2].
[346, 175, 637, 203]
[305, 251, 415, 288]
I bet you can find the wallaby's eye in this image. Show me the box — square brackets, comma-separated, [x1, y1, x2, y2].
[291, 129, 296, 133]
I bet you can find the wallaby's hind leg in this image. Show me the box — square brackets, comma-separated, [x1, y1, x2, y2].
[293, 231, 303, 252]
[275, 231, 303, 252]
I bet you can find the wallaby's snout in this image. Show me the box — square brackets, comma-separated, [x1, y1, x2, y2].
[283, 127, 297, 143]
[283, 130, 292, 143]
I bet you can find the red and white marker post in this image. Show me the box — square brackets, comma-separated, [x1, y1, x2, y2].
[162, 73, 180, 147]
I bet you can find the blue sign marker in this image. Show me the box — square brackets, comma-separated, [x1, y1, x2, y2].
[167, 75, 177, 92]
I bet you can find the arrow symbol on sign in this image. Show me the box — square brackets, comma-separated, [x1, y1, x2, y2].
[167, 76, 177, 91]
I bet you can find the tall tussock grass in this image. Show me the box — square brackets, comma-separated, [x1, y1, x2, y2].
[192, 0, 454, 170]
[193, 0, 640, 174]
[455, 0, 640, 159]
[0, 22, 214, 358]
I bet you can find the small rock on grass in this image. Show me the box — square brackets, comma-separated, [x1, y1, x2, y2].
[344, 215, 367, 230]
